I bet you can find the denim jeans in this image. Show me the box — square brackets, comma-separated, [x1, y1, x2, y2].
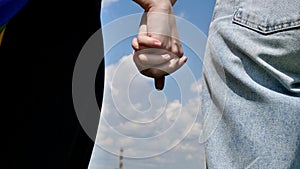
[201, 0, 300, 168]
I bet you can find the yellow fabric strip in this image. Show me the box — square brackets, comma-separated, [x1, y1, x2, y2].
[0, 26, 6, 46]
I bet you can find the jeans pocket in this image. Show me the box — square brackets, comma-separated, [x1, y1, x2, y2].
[233, 0, 300, 34]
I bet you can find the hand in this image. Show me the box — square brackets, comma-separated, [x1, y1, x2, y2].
[131, 6, 187, 90]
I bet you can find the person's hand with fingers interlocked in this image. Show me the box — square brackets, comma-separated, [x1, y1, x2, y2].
[132, 0, 187, 90]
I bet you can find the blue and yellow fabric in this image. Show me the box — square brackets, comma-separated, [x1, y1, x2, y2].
[0, 0, 28, 45]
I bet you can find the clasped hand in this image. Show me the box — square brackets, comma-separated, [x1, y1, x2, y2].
[131, 3, 187, 90]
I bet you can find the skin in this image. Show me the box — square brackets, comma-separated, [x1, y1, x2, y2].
[132, 0, 187, 90]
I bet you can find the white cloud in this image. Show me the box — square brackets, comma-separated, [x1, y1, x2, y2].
[90, 55, 205, 169]
[190, 79, 202, 93]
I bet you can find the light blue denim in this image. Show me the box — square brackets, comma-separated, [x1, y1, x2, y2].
[201, 0, 300, 168]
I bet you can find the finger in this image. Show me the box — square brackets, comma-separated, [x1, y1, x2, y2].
[137, 13, 162, 49]
[174, 41, 184, 57]
[132, 39, 148, 51]
[177, 44, 184, 57]
[134, 49, 174, 66]
[181, 56, 188, 62]
[131, 37, 140, 50]
[137, 35, 162, 48]
[154, 76, 165, 90]
[154, 56, 188, 74]
[137, 56, 187, 77]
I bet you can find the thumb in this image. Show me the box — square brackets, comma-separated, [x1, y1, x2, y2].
[154, 76, 165, 90]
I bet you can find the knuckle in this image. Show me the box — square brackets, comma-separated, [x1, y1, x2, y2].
[137, 54, 148, 65]
[171, 48, 179, 56]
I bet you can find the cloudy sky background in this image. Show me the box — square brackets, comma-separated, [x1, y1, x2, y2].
[88, 0, 216, 169]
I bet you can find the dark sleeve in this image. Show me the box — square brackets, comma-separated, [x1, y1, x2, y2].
[2, 0, 104, 169]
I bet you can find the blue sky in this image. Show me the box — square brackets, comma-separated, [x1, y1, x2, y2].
[100, 0, 216, 66]
[89, 1, 216, 169]
[101, 0, 216, 34]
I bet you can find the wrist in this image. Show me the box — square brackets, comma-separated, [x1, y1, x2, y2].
[147, 1, 172, 13]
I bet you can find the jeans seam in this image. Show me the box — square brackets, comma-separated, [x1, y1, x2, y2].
[232, 8, 300, 34]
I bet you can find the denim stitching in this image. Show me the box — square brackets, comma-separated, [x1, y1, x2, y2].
[232, 8, 300, 34]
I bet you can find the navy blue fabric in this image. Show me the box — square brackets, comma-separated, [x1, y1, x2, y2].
[0, 0, 28, 26]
